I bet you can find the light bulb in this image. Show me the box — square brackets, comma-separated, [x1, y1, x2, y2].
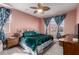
[37, 9, 43, 13]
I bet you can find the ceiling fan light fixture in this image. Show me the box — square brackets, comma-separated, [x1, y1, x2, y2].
[30, 3, 50, 14]
[37, 9, 43, 13]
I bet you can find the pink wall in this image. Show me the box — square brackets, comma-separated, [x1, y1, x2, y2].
[76, 5, 79, 24]
[39, 18, 45, 34]
[64, 10, 76, 35]
[9, 9, 41, 35]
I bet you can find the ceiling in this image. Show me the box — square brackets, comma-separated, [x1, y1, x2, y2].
[2, 3, 78, 18]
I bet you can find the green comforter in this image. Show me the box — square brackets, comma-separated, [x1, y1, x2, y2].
[20, 34, 53, 51]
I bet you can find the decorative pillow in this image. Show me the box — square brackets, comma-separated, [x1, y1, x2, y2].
[23, 31, 39, 37]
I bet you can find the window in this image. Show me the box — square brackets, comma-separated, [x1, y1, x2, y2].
[3, 14, 12, 33]
[48, 17, 64, 38]
[48, 18, 58, 38]
[59, 20, 64, 35]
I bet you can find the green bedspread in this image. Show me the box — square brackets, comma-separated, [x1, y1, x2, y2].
[20, 31, 53, 51]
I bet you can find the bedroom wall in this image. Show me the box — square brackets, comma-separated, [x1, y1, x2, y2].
[76, 5, 79, 35]
[76, 5, 79, 24]
[7, 9, 42, 36]
[39, 18, 45, 34]
[64, 10, 76, 35]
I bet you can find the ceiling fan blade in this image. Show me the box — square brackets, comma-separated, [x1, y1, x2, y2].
[34, 10, 37, 14]
[37, 3, 42, 8]
[30, 7, 38, 9]
[43, 7, 50, 11]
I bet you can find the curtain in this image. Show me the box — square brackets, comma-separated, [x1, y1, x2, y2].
[44, 17, 52, 34]
[54, 15, 65, 38]
[0, 7, 11, 41]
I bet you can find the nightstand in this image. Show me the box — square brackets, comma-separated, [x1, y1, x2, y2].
[6, 37, 20, 48]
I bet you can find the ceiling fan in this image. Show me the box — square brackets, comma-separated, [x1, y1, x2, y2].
[30, 3, 50, 14]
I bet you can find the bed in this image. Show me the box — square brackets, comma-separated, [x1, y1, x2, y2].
[20, 31, 53, 55]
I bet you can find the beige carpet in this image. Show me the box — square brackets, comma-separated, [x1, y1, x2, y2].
[43, 42, 63, 55]
[0, 41, 63, 55]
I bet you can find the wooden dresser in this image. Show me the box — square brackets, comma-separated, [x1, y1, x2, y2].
[63, 41, 79, 55]
[59, 33, 79, 55]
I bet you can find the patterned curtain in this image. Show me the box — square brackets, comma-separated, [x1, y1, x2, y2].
[54, 15, 65, 38]
[44, 17, 52, 34]
[0, 7, 11, 41]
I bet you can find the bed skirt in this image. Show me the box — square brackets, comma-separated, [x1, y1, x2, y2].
[20, 39, 53, 55]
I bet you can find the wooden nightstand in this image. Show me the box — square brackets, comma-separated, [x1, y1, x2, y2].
[6, 37, 20, 48]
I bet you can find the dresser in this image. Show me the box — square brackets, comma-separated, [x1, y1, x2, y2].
[63, 41, 79, 55]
